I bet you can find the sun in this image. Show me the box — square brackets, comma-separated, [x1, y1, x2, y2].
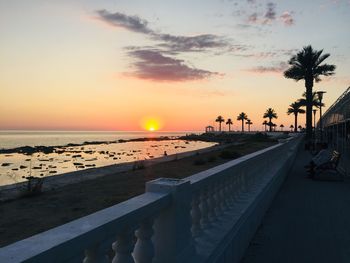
[142, 117, 162, 132]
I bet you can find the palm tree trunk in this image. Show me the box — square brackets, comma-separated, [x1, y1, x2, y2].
[219, 122, 221, 132]
[294, 113, 298, 133]
[305, 78, 313, 140]
[241, 120, 244, 132]
[229, 124, 231, 132]
[269, 117, 272, 132]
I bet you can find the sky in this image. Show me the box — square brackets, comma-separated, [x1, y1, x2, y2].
[0, 0, 349, 132]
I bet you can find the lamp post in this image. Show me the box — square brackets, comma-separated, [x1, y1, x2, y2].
[313, 109, 317, 136]
[316, 91, 326, 142]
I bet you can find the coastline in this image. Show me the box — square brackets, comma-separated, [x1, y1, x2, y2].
[0, 142, 226, 201]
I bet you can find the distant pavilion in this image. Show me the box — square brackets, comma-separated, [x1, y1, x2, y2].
[205, 125, 215, 133]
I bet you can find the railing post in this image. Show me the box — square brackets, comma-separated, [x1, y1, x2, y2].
[146, 178, 195, 263]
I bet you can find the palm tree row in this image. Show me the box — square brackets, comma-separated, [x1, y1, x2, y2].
[215, 112, 252, 132]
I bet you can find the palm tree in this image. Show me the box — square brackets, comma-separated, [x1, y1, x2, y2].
[237, 112, 248, 132]
[290, 124, 294, 132]
[287, 102, 306, 132]
[280, 124, 284, 131]
[298, 92, 325, 109]
[263, 108, 278, 132]
[272, 123, 277, 132]
[226, 118, 233, 132]
[284, 45, 336, 139]
[215, 116, 225, 132]
[246, 119, 253, 132]
[262, 120, 268, 132]
[298, 125, 303, 132]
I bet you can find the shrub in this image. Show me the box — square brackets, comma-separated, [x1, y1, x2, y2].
[21, 176, 44, 197]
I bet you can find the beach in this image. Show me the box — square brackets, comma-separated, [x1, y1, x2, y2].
[0, 134, 277, 247]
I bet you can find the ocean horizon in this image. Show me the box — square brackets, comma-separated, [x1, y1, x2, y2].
[0, 130, 202, 150]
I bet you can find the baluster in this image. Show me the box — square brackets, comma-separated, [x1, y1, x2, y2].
[199, 187, 210, 229]
[225, 177, 232, 207]
[220, 179, 229, 211]
[84, 244, 109, 263]
[214, 182, 223, 217]
[191, 191, 202, 237]
[134, 218, 154, 263]
[207, 184, 217, 223]
[112, 229, 135, 263]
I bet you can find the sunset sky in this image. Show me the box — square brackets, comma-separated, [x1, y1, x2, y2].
[1, 0, 349, 131]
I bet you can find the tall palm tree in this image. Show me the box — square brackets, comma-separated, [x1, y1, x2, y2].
[262, 120, 268, 132]
[263, 108, 278, 132]
[215, 116, 225, 132]
[284, 45, 336, 139]
[287, 102, 306, 132]
[290, 124, 294, 132]
[246, 119, 253, 132]
[280, 124, 284, 131]
[226, 118, 233, 132]
[237, 112, 248, 132]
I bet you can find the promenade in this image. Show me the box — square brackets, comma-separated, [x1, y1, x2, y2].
[242, 146, 350, 263]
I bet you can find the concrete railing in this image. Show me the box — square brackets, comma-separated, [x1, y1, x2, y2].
[0, 136, 302, 263]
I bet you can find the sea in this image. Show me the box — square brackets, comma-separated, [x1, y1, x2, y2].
[0, 131, 215, 187]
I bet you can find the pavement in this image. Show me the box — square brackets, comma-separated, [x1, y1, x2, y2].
[241, 145, 350, 263]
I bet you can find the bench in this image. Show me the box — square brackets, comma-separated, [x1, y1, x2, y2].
[313, 150, 343, 180]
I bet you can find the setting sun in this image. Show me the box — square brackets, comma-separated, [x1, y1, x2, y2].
[141, 117, 162, 132]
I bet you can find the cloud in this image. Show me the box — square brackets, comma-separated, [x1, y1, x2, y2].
[248, 13, 258, 23]
[246, 62, 288, 73]
[95, 10, 152, 34]
[280, 12, 294, 26]
[155, 33, 229, 53]
[244, 2, 295, 26]
[95, 10, 229, 53]
[127, 49, 219, 81]
[264, 2, 276, 21]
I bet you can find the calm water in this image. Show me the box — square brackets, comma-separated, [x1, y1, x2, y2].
[0, 131, 198, 149]
[0, 131, 214, 187]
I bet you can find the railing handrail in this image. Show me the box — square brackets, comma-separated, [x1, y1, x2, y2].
[188, 142, 282, 190]
[0, 192, 171, 262]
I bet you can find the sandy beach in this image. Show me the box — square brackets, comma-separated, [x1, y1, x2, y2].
[0, 136, 276, 247]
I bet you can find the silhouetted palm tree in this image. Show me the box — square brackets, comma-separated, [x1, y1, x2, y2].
[298, 92, 325, 109]
[290, 124, 294, 132]
[237, 112, 248, 132]
[284, 45, 335, 139]
[263, 108, 278, 132]
[287, 102, 305, 132]
[272, 123, 277, 132]
[226, 118, 233, 132]
[246, 119, 253, 132]
[280, 124, 284, 131]
[215, 116, 225, 132]
[262, 120, 268, 132]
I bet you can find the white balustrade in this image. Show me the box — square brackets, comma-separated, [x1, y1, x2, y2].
[0, 136, 302, 263]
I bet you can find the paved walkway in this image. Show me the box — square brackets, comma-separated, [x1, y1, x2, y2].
[242, 146, 350, 263]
